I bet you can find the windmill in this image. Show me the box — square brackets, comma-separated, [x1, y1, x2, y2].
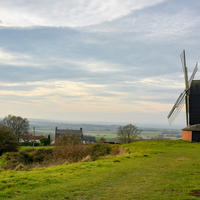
[167, 50, 200, 142]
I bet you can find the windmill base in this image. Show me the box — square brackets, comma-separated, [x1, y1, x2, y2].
[182, 124, 200, 142]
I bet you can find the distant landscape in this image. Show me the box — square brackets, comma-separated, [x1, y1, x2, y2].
[28, 119, 181, 141]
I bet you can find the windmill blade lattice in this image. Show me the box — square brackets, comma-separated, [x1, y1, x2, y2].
[168, 91, 186, 124]
[167, 50, 199, 125]
[180, 50, 189, 90]
[189, 62, 198, 87]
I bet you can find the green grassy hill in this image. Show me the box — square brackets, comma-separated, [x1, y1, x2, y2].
[1, 140, 200, 199]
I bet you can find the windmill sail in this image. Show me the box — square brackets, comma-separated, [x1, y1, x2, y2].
[168, 50, 198, 124]
[180, 50, 189, 90]
[168, 98, 185, 124]
[180, 50, 190, 125]
[168, 91, 186, 123]
[189, 62, 198, 87]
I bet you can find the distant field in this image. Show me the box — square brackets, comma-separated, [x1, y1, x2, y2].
[35, 129, 179, 141]
[84, 130, 117, 140]
[140, 130, 162, 138]
[85, 130, 173, 140]
[1, 140, 200, 199]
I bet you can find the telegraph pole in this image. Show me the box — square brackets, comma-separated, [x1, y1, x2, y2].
[33, 126, 35, 147]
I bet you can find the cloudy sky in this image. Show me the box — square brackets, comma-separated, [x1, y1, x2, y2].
[0, 0, 199, 127]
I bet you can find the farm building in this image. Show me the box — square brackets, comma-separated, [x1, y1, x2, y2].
[83, 135, 96, 144]
[55, 127, 83, 140]
[19, 135, 45, 143]
[55, 127, 96, 143]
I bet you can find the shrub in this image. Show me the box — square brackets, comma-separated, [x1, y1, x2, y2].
[53, 144, 89, 163]
[89, 143, 111, 160]
[1, 152, 21, 169]
[21, 141, 39, 146]
[1, 148, 54, 169]
[1, 142, 121, 170]
[40, 136, 51, 146]
[31, 149, 53, 163]
[0, 126, 18, 156]
[110, 145, 121, 155]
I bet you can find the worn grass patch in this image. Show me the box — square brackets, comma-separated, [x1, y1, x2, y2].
[1, 140, 200, 199]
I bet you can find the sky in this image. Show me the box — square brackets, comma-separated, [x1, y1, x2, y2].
[0, 0, 200, 127]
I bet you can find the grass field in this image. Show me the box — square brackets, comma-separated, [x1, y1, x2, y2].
[85, 130, 163, 140]
[84, 131, 117, 140]
[1, 140, 200, 199]
[140, 130, 162, 138]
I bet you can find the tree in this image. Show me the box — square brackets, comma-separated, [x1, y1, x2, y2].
[3, 115, 29, 142]
[0, 126, 18, 155]
[40, 135, 51, 146]
[99, 137, 106, 143]
[117, 124, 141, 144]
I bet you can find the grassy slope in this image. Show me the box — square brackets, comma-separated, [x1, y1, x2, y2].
[1, 140, 200, 200]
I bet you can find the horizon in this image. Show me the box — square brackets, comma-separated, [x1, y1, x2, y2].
[27, 117, 183, 130]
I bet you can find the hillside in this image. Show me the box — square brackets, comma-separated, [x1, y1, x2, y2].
[1, 140, 200, 200]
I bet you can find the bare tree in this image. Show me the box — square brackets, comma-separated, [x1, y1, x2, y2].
[3, 115, 29, 142]
[118, 124, 141, 144]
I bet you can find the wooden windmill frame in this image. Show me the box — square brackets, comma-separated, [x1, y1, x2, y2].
[168, 50, 198, 126]
[167, 50, 200, 142]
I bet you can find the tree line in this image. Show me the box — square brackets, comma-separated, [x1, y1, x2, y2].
[0, 114, 141, 156]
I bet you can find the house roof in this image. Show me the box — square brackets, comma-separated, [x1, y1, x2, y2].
[55, 128, 83, 137]
[25, 135, 45, 140]
[183, 124, 200, 131]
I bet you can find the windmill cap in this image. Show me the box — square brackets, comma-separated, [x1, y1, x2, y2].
[183, 124, 200, 131]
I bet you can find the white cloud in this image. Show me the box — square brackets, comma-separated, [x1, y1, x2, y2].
[0, 80, 106, 98]
[0, 47, 127, 73]
[48, 57, 126, 73]
[68, 59, 123, 73]
[0, 0, 165, 27]
[125, 73, 185, 90]
[85, 9, 200, 40]
[0, 48, 40, 67]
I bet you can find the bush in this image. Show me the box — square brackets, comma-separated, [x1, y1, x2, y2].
[1, 143, 121, 170]
[0, 126, 18, 156]
[19, 150, 33, 164]
[53, 143, 114, 162]
[40, 136, 51, 146]
[110, 145, 121, 155]
[19, 148, 53, 164]
[20, 141, 40, 146]
[89, 143, 111, 160]
[31, 149, 53, 163]
[1, 152, 21, 170]
[54, 144, 89, 162]
[1, 148, 53, 169]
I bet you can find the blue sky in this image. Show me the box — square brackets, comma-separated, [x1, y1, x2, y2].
[0, 0, 199, 126]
